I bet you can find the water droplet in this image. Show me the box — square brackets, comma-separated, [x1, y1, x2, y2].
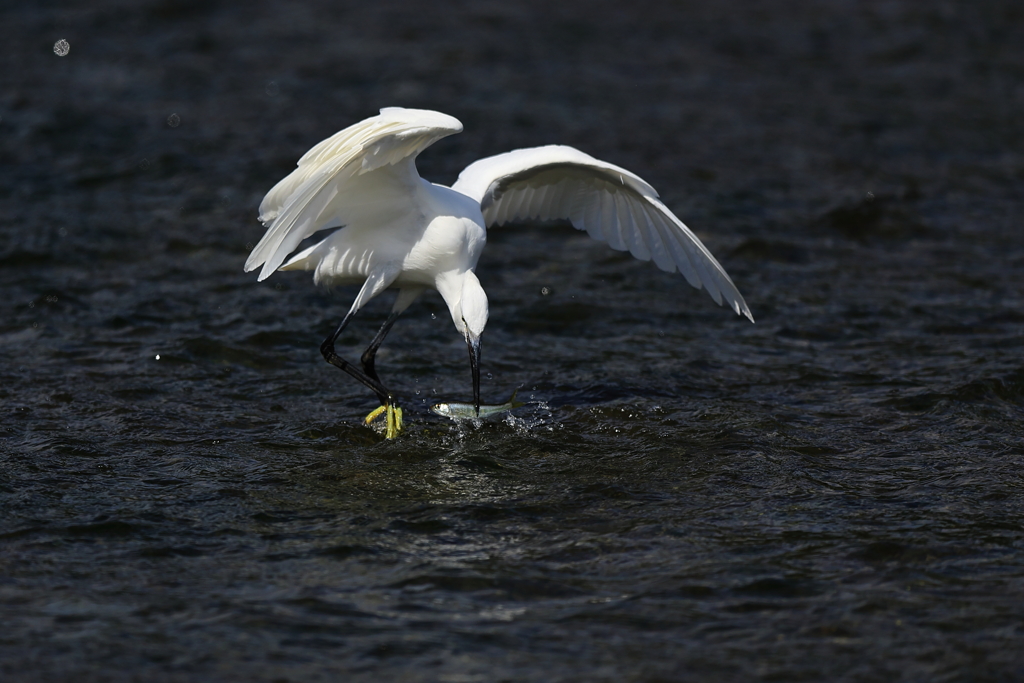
[167, 113, 180, 128]
[265, 81, 279, 97]
[430, 313, 436, 319]
[155, 354, 161, 360]
[245, 242, 253, 250]
[53, 39, 70, 57]
[540, 286, 552, 296]
[486, 372, 493, 379]
[58, 227, 67, 237]
[866, 191, 875, 201]
[139, 158, 150, 170]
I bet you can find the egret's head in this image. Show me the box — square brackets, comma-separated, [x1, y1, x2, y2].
[457, 269, 489, 343]
[458, 270, 488, 414]
[435, 269, 488, 414]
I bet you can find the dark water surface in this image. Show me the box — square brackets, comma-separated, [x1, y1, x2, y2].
[3, 1, 1024, 680]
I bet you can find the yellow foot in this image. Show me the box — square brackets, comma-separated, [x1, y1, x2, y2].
[364, 404, 404, 439]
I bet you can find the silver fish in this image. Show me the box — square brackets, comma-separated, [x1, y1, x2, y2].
[431, 390, 524, 420]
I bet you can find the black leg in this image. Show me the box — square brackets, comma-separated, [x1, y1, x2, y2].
[320, 311, 392, 405]
[360, 310, 401, 384]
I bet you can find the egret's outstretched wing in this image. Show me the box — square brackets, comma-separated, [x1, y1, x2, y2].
[453, 146, 753, 322]
[245, 108, 463, 281]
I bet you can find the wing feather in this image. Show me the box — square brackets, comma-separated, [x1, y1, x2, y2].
[504, 189, 528, 226]
[600, 191, 617, 250]
[245, 108, 462, 281]
[582, 190, 604, 241]
[639, 202, 677, 273]
[527, 187, 544, 219]
[543, 181, 564, 216]
[620, 194, 650, 261]
[453, 145, 752, 321]
[533, 183, 554, 218]
[603, 191, 626, 251]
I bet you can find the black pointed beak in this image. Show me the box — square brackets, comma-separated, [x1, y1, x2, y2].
[466, 332, 481, 416]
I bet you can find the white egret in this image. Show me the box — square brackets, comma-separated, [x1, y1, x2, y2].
[245, 107, 753, 438]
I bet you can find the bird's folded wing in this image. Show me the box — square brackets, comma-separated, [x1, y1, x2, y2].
[452, 145, 753, 322]
[245, 108, 463, 281]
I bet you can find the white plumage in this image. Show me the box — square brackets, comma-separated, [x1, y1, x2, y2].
[245, 107, 753, 435]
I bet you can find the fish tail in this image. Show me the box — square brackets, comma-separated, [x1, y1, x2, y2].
[508, 388, 525, 409]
